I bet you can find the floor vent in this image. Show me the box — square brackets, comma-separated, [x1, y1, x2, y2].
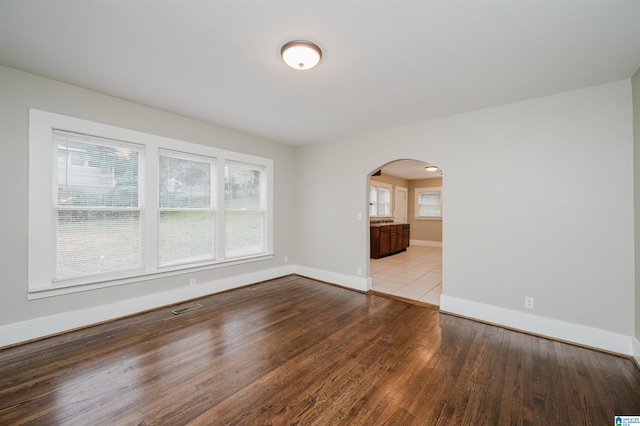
[171, 303, 204, 315]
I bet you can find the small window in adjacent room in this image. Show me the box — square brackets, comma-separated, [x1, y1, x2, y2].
[415, 187, 442, 219]
[370, 182, 392, 217]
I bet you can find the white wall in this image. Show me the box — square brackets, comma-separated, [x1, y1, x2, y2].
[295, 80, 636, 354]
[1, 66, 637, 357]
[0, 66, 296, 345]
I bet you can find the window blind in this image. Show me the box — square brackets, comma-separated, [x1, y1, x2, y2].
[52, 130, 144, 282]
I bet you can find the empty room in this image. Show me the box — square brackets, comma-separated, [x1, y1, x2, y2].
[1, 1, 640, 424]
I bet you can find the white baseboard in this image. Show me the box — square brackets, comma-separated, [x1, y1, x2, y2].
[633, 337, 640, 367]
[5, 265, 635, 361]
[0, 265, 294, 348]
[440, 294, 634, 356]
[410, 239, 442, 247]
[294, 265, 370, 292]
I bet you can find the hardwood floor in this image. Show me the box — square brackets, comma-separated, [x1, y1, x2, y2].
[1, 274, 639, 425]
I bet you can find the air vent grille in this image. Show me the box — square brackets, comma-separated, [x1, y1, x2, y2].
[171, 303, 203, 315]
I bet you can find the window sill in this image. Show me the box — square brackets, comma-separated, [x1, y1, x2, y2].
[413, 216, 443, 221]
[28, 253, 275, 300]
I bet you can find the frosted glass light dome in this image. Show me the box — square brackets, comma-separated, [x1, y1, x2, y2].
[281, 40, 322, 70]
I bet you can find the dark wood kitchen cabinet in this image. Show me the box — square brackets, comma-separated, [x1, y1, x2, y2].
[370, 223, 410, 258]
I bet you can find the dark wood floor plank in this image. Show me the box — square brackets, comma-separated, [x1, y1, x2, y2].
[1, 275, 639, 425]
[406, 314, 488, 424]
[496, 328, 531, 425]
[184, 309, 386, 423]
[335, 305, 446, 424]
[76, 278, 366, 425]
[191, 297, 421, 424]
[317, 318, 429, 424]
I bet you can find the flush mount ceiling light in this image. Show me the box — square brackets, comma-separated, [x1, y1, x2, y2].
[425, 165, 439, 172]
[281, 40, 322, 70]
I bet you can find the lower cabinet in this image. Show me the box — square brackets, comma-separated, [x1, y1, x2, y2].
[370, 224, 410, 259]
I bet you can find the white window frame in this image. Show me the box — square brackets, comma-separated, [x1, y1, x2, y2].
[158, 149, 217, 267]
[28, 109, 273, 299]
[414, 186, 443, 220]
[369, 181, 393, 218]
[224, 161, 267, 259]
[52, 130, 146, 284]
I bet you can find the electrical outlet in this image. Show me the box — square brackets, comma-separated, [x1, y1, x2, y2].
[190, 278, 196, 287]
[524, 296, 534, 309]
[357, 267, 362, 276]
[356, 212, 363, 221]
[284, 255, 288, 263]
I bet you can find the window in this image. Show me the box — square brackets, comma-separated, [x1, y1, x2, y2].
[159, 150, 215, 266]
[414, 187, 442, 219]
[225, 162, 265, 258]
[29, 109, 273, 297]
[370, 182, 392, 217]
[53, 130, 144, 282]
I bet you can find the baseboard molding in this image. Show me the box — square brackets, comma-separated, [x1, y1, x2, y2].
[633, 337, 640, 367]
[410, 239, 442, 247]
[4, 265, 635, 360]
[440, 294, 634, 356]
[294, 265, 370, 292]
[0, 265, 294, 348]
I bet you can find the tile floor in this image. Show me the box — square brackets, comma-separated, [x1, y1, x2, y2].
[370, 245, 442, 306]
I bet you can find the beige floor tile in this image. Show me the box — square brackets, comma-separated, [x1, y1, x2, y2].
[375, 283, 404, 294]
[374, 279, 406, 290]
[397, 270, 424, 280]
[373, 269, 399, 279]
[394, 286, 428, 300]
[405, 280, 440, 293]
[418, 286, 442, 305]
[415, 272, 441, 284]
[371, 245, 442, 305]
[407, 265, 435, 274]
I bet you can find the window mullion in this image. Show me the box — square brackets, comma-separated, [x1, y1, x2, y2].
[217, 156, 227, 260]
[145, 146, 159, 272]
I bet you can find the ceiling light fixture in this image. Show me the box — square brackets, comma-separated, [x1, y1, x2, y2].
[281, 40, 322, 70]
[425, 165, 438, 172]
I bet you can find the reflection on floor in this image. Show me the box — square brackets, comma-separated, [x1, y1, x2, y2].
[370, 245, 442, 306]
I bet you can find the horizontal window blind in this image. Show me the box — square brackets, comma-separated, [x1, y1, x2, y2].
[418, 191, 441, 217]
[52, 130, 144, 282]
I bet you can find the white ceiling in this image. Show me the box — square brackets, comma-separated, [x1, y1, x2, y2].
[1, 1, 640, 146]
[380, 160, 442, 181]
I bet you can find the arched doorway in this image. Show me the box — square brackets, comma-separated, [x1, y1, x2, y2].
[368, 159, 443, 306]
